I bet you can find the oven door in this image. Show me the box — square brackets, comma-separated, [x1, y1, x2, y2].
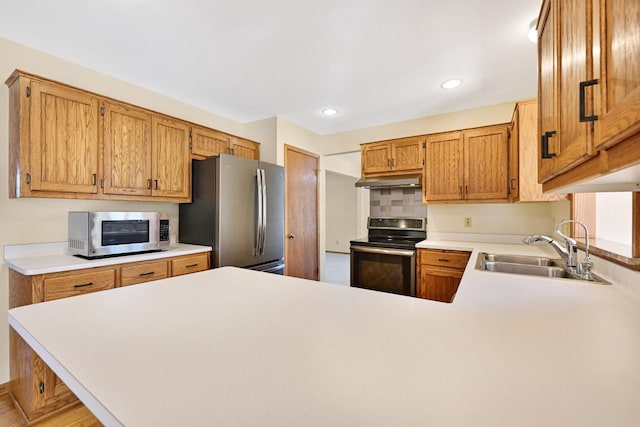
[350, 246, 416, 297]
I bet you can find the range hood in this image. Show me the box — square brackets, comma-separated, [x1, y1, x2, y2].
[355, 174, 422, 189]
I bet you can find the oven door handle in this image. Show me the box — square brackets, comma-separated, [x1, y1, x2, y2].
[350, 246, 415, 257]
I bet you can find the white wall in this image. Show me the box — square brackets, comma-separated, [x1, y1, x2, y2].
[428, 201, 569, 236]
[596, 192, 632, 246]
[326, 172, 359, 253]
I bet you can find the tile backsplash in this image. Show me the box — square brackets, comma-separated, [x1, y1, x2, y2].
[370, 188, 428, 218]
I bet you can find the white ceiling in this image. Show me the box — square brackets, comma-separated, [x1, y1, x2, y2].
[0, 0, 542, 135]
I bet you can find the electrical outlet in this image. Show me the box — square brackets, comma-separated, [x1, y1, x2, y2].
[464, 217, 472, 227]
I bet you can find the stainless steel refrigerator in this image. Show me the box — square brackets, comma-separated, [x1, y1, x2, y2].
[179, 154, 285, 274]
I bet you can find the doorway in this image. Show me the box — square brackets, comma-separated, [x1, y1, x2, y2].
[284, 144, 319, 280]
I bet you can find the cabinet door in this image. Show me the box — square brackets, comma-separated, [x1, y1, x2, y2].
[595, 0, 640, 150]
[361, 142, 392, 174]
[152, 115, 191, 199]
[463, 126, 509, 200]
[191, 126, 230, 157]
[553, 0, 595, 174]
[391, 137, 423, 172]
[29, 80, 99, 194]
[424, 132, 463, 201]
[230, 136, 260, 160]
[417, 267, 463, 303]
[103, 101, 152, 196]
[538, 0, 558, 182]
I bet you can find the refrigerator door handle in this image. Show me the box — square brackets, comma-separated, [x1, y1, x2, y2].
[256, 169, 263, 256]
[260, 169, 267, 256]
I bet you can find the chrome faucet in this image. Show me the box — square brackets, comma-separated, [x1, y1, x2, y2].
[523, 220, 593, 275]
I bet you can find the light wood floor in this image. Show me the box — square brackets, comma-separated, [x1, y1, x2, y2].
[0, 393, 101, 427]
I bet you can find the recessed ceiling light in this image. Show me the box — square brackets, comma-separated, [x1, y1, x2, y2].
[322, 108, 338, 116]
[528, 18, 538, 43]
[441, 79, 462, 89]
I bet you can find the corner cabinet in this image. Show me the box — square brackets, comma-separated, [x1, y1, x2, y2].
[417, 249, 470, 303]
[424, 124, 510, 203]
[536, 0, 640, 190]
[361, 136, 424, 177]
[510, 99, 566, 202]
[8, 252, 210, 424]
[5, 70, 261, 202]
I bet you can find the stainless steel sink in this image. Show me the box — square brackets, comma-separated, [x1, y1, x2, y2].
[476, 252, 610, 285]
[482, 253, 561, 267]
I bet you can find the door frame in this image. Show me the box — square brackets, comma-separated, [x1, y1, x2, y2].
[284, 144, 320, 279]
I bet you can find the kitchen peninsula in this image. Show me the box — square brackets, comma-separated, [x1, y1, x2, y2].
[8, 252, 640, 426]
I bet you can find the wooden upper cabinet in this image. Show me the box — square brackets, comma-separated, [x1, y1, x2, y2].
[230, 136, 260, 160]
[538, 0, 595, 183]
[464, 125, 509, 200]
[28, 79, 100, 194]
[191, 126, 230, 157]
[594, 0, 640, 151]
[424, 132, 463, 201]
[103, 101, 152, 196]
[362, 141, 393, 174]
[536, 0, 640, 191]
[361, 136, 423, 176]
[424, 125, 509, 203]
[152, 115, 191, 200]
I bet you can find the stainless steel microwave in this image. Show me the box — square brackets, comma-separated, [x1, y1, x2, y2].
[68, 212, 170, 259]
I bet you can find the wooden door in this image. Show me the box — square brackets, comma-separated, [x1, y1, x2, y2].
[103, 101, 152, 196]
[423, 132, 463, 201]
[230, 136, 260, 160]
[361, 142, 392, 174]
[191, 126, 230, 157]
[151, 115, 191, 199]
[595, 0, 640, 150]
[464, 125, 509, 200]
[285, 145, 318, 280]
[391, 137, 423, 172]
[538, 0, 558, 182]
[29, 79, 99, 193]
[553, 0, 595, 175]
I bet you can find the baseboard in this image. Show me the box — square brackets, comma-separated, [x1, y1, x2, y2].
[0, 381, 9, 396]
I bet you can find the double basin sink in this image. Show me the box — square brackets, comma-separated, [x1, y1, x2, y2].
[476, 252, 610, 285]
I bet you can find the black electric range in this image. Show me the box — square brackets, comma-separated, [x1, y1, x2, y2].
[350, 217, 426, 296]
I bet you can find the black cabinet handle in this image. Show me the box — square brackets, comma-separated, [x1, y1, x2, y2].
[39, 381, 45, 394]
[147, 179, 152, 189]
[154, 179, 159, 190]
[92, 174, 97, 185]
[579, 79, 599, 122]
[139, 271, 155, 277]
[74, 282, 94, 288]
[437, 258, 450, 262]
[186, 263, 199, 268]
[541, 131, 557, 159]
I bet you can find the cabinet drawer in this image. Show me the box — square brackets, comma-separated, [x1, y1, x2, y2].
[171, 253, 209, 277]
[121, 260, 169, 286]
[420, 249, 470, 270]
[43, 269, 116, 302]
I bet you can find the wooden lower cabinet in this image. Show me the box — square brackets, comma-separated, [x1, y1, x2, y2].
[417, 249, 470, 303]
[8, 252, 210, 423]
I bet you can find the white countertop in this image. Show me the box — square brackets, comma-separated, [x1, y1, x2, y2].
[3, 242, 211, 275]
[8, 243, 640, 427]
